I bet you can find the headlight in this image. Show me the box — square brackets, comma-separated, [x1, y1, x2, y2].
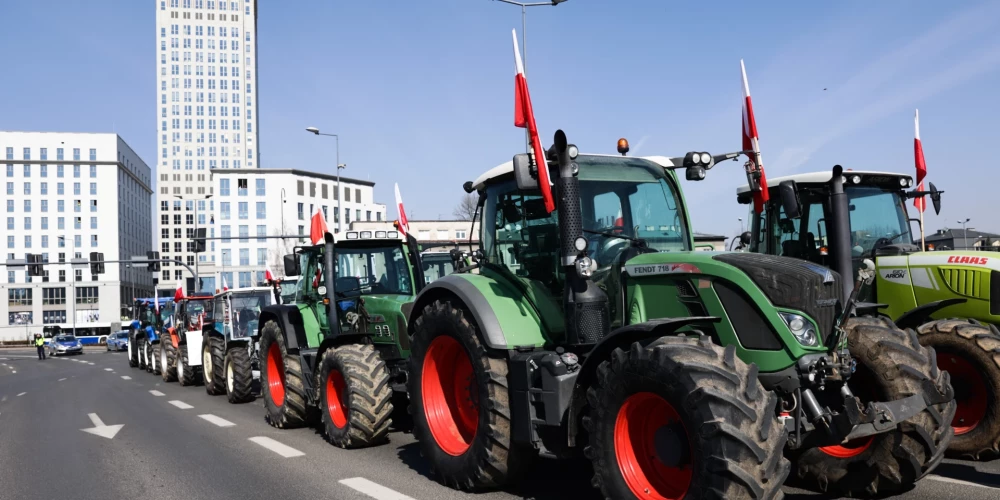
[899, 177, 908, 187]
[850, 175, 861, 184]
[780, 312, 819, 347]
[575, 256, 594, 278]
[699, 152, 711, 165]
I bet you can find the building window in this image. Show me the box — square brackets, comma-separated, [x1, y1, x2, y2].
[91, 200, 97, 212]
[24, 164, 30, 177]
[456, 230, 467, 239]
[43, 311, 66, 324]
[297, 203, 304, 220]
[238, 201, 248, 219]
[89, 149, 97, 161]
[238, 271, 251, 288]
[256, 225, 266, 242]
[90, 183, 97, 195]
[8, 288, 32, 306]
[221, 249, 231, 266]
[74, 235, 82, 248]
[239, 248, 249, 265]
[345, 187, 351, 202]
[91, 217, 97, 229]
[58, 270, 66, 282]
[237, 178, 248, 196]
[91, 235, 98, 247]
[255, 202, 265, 219]
[257, 248, 267, 265]
[23, 217, 31, 230]
[255, 178, 265, 196]
[4, 164, 11, 177]
[377, 212, 382, 222]
[355, 189, 361, 203]
[366, 211, 371, 221]
[90, 165, 97, 178]
[4, 147, 11, 160]
[297, 180, 304, 196]
[418, 230, 430, 240]
[221, 225, 231, 242]
[76, 286, 99, 304]
[43, 288, 67, 305]
[5, 217, 11, 229]
[239, 225, 249, 242]
[22, 147, 30, 160]
[220, 202, 230, 220]
[24, 200, 31, 212]
[220, 178, 230, 195]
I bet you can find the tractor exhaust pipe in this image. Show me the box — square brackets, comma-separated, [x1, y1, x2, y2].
[324, 232, 342, 338]
[828, 165, 854, 301]
[550, 130, 609, 347]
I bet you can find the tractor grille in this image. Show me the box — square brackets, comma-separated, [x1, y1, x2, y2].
[572, 302, 608, 344]
[713, 253, 842, 342]
[940, 268, 986, 299]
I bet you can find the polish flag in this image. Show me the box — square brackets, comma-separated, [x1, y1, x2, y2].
[741, 59, 769, 214]
[173, 281, 184, 302]
[310, 207, 329, 245]
[394, 183, 409, 236]
[264, 263, 275, 282]
[513, 29, 555, 213]
[914, 109, 927, 212]
[222, 274, 229, 291]
[153, 286, 159, 314]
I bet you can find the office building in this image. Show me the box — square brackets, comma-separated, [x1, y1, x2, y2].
[155, 0, 260, 293]
[0, 132, 154, 342]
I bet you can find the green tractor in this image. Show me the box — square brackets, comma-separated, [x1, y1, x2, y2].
[256, 228, 429, 448]
[739, 169, 1000, 459]
[403, 131, 954, 498]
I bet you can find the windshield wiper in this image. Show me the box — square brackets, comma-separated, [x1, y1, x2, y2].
[582, 228, 647, 247]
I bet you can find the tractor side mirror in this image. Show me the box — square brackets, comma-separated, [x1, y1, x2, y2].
[740, 231, 751, 246]
[513, 153, 538, 190]
[283, 254, 300, 277]
[929, 182, 942, 215]
[778, 180, 800, 219]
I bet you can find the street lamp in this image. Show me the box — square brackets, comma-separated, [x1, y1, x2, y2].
[958, 218, 971, 250]
[305, 127, 345, 233]
[493, 0, 569, 152]
[176, 193, 212, 292]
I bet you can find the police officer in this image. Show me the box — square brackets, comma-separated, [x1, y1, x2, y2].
[35, 333, 46, 360]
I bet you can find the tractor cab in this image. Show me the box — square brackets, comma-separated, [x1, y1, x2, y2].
[212, 287, 273, 339]
[174, 294, 213, 334]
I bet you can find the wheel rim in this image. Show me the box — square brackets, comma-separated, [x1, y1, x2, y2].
[227, 359, 235, 393]
[819, 366, 876, 458]
[938, 351, 988, 435]
[177, 352, 184, 375]
[421, 335, 478, 456]
[161, 346, 167, 371]
[326, 368, 349, 428]
[614, 392, 692, 500]
[203, 346, 213, 378]
[266, 343, 286, 407]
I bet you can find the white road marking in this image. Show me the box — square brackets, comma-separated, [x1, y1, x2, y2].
[87, 362, 95, 365]
[11, 371, 15, 374]
[169, 400, 193, 409]
[248, 437, 304, 458]
[121, 376, 132, 380]
[198, 414, 236, 427]
[339, 478, 416, 500]
[81, 413, 123, 439]
[926, 474, 997, 489]
[17, 392, 26, 397]
[149, 390, 165, 396]
[104, 368, 113, 371]
[58, 378, 67, 382]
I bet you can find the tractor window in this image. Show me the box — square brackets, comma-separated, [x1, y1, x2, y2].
[845, 187, 912, 256]
[483, 183, 561, 291]
[335, 245, 413, 296]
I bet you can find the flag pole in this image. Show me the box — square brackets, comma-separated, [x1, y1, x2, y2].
[920, 208, 926, 251]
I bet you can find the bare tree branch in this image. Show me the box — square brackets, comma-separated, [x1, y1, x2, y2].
[452, 193, 478, 221]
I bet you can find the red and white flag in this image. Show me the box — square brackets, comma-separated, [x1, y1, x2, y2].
[154, 286, 159, 314]
[264, 263, 275, 282]
[394, 183, 409, 236]
[513, 29, 555, 213]
[310, 207, 329, 245]
[173, 282, 184, 302]
[914, 109, 928, 212]
[222, 274, 229, 291]
[741, 59, 769, 214]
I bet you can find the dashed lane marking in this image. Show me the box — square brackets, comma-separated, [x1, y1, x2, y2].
[104, 368, 113, 372]
[58, 378, 67, 382]
[17, 392, 26, 397]
[927, 474, 998, 489]
[121, 376, 132, 380]
[248, 437, 304, 458]
[149, 390, 165, 396]
[198, 414, 236, 427]
[87, 362, 95, 365]
[339, 478, 416, 500]
[169, 400, 193, 409]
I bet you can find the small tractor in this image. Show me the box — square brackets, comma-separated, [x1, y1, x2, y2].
[127, 297, 170, 372]
[402, 131, 955, 498]
[739, 169, 1000, 459]
[160, 294, 213, 386]
[201, 287, 275, 403]
[256, 229, 427, 448]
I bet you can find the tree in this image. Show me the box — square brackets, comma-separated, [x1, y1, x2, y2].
[452, 193, 478, 221]
[267, 220, 299, 278]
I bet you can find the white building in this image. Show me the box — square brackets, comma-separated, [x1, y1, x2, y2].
[351, 220, 480, 246]
[187, 168, 385, 291]
[154, 0, 260, 293]
[0, 132, 155, 342]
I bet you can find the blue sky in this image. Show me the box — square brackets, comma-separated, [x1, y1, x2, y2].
[1, 0, 999, 239]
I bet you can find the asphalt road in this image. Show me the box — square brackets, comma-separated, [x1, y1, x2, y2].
[1, 346, 998, 500]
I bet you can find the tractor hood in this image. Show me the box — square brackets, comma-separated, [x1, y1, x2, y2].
[876, 252, 1000, 324]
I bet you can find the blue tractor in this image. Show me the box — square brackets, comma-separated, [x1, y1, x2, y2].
[127, 297, 173, 373]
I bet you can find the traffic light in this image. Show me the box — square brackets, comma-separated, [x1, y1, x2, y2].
[26, 254, 44, 277]
[194, 228, 207, 253]
[89, 252, 105, 275]
[146, 251, 161, 272]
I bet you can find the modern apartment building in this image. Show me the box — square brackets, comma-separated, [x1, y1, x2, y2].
[160, 168, 385, 294]
[155, 0, 260, 293]
[0, 132, 155, 341]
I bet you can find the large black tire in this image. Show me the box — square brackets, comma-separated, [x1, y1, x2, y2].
[128, 331, 139, 368]
[224, 347, 255, 404]
[151, 343, 162, 375]
[177, 344, 200, 387]
[137, 337, 148, 370]
[917, 318, 1000, 460]
[585, 335, 789, 500]
[260, 320, 308, 428]
[407, 299, 534, 491]
[203, 335, 226, 395]
[791, 316, 955, 497]
[317, 344, 393, 449]
[161, 337, 177, 383]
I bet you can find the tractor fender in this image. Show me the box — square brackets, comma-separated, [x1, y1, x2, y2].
[895, 298, 967, 330]
[408, 274, 532, 350]
[143, 325, 157, 343]
[257, 304, 308, 352]
[566, 316, 720, 446]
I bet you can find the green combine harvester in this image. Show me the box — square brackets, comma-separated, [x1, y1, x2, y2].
[738, 169, 1000, 460]
[401, 131, 954, 498]
[256, 229, 432, 448]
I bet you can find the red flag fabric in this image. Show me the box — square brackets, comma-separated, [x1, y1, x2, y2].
[310, 208, 329, 245]
[173, 282, 184, 302]
[914, 109, 927, 212]
[264, 263, 274, 282]
[513, 29, 555, 213]
[741, 60, 770, 214]
[222, 274, 229, 291]
[394, 183, 409, 236]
